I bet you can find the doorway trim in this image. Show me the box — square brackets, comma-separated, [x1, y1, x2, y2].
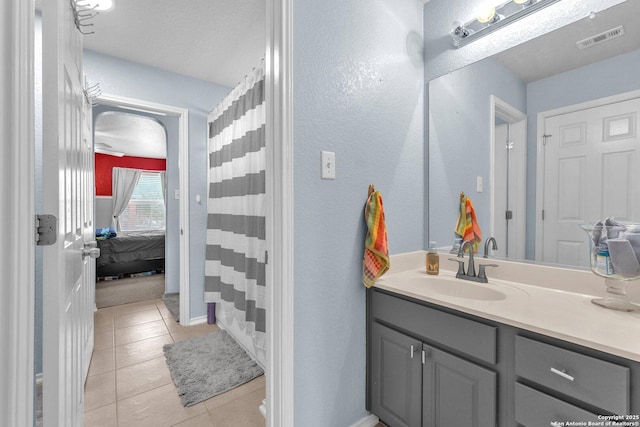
[96, 93, 192, 325]
[489, 95, 527, 259]
[0, 0, 35, 426]
[265, 0, 294, 424]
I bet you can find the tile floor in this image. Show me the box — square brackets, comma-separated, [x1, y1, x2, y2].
[86, 298, 266, 427]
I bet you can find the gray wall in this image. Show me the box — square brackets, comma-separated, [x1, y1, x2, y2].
[292, 0, 424, 424]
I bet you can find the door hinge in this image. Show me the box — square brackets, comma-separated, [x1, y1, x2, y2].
[542, 209, 545, 221]
[505, 210, 513, 220]
[35, 214, 57, 246]
[265, 250, 269, 265]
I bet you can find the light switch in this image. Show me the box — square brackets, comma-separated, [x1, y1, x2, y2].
[476, 176, 483, 193]
[321, 151, 336, 179]
[174, 189, 180, 199]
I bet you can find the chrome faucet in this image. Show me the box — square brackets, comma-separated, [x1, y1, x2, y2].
[483, 237, 498, 258]
[448, 240, 498, 283]
[459, 240, 476, 277]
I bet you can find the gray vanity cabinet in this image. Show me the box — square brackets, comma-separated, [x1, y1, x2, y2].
[368, 289, 497, 427]
[370, 322, 422, 427]
[422, 344, 496, 427]
[367, 287, 640, 427]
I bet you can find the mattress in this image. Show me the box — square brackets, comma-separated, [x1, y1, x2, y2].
[96, 230, 165, 269]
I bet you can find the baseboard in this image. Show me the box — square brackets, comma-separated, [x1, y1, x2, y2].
[259, 399, 267, 419]
[188, 315, 208, 326]
[350, 413, 380, 427]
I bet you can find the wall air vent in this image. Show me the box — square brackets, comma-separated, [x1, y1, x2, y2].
[576, 26, 625, 50]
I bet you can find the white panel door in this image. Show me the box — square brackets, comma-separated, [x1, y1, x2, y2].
[42, 0, 95, 425]
[541, 97, 640, 267]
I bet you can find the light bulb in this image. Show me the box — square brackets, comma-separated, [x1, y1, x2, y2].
[476, 6, 496, 23]
[76, 0, 115, 11]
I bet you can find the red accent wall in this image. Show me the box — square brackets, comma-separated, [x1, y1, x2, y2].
[95, 153, 166, 196]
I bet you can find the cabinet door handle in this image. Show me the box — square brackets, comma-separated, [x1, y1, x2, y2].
[422, 350, 426, 364]
[550, 367, 575, 382]
[410, 345, 415, 359]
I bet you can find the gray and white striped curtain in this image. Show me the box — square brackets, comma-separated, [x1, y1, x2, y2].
[205, 62, 266, 350]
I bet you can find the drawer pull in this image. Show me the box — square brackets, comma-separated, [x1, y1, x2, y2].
[410, 345, 415, 358]
[550, 367, 575, 382]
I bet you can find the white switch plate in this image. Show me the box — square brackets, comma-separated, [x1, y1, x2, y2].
[321, 151, 336, 179]
[174, 189, 180, 199]
[476, 176, 483, 193]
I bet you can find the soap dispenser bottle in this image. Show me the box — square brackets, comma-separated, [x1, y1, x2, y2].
[426, 241, 439, 275]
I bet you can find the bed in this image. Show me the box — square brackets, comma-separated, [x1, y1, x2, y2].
[96, 230, 166, 277]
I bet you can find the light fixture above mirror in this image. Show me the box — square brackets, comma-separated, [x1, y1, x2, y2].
[451, 0, 561, 48]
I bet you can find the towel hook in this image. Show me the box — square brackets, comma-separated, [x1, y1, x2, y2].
[460, 191, 465, 202]
[368, 184, 376, 197]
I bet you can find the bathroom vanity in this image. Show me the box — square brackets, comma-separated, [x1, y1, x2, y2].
[366, 252, 640, 427]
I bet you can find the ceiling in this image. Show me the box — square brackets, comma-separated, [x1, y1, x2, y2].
[494, 1, 639, 83]
[83, 0, 266, 88]
[94, 111, 167, 159]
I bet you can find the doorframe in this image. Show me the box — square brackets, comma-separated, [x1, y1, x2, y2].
[534, 88, 640, 261]
[96, 93, 192, 325]
[489, 95, 527, 259]
[0, 0, 35, 426]
[265, 0, 294, 425]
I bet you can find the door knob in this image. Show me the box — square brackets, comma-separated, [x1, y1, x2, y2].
[82, 241, 100, 259]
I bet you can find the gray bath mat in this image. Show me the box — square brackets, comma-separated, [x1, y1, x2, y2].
[162, 292, 180, 321]
[163, 329, 263, 406]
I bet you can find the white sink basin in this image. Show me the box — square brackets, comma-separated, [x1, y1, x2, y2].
[384, 270, 528, 301]
[403, 276, 506, 301]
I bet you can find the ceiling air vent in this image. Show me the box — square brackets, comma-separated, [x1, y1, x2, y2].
[576, 26, 625, 50]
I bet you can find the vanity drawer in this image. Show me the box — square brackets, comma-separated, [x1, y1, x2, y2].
[515, 336, 629, 414]
[371, 290, 496, 364]
[515, 382, 600, 427]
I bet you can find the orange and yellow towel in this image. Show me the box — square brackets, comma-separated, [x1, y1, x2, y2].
[455, 195, 482, 253]
[363, 189, 390, 288]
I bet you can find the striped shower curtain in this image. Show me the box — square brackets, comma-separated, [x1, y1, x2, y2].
[205, 62, 266, 350]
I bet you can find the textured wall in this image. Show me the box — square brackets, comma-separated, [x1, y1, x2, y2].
[293, 0, 424, 424]
[83, 50, 230, 318]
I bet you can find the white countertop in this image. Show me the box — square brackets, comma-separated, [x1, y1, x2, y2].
[374, 251, 640, 362]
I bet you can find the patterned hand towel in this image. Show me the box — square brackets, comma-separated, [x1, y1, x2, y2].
[455, 196, 482, 253]
[363, 190, 390, 288]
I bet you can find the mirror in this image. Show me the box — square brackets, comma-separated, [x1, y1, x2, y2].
[428, 0, 640, 268]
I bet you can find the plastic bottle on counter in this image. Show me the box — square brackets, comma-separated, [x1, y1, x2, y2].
[426, 241, 439, 276]
[597, 243, 613, 275]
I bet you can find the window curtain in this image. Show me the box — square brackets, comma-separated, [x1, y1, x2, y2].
[205, 61, 266, 350]
[111, 167, 142, 232]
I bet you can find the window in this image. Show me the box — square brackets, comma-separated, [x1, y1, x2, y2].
[119, 172, 165, 231]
